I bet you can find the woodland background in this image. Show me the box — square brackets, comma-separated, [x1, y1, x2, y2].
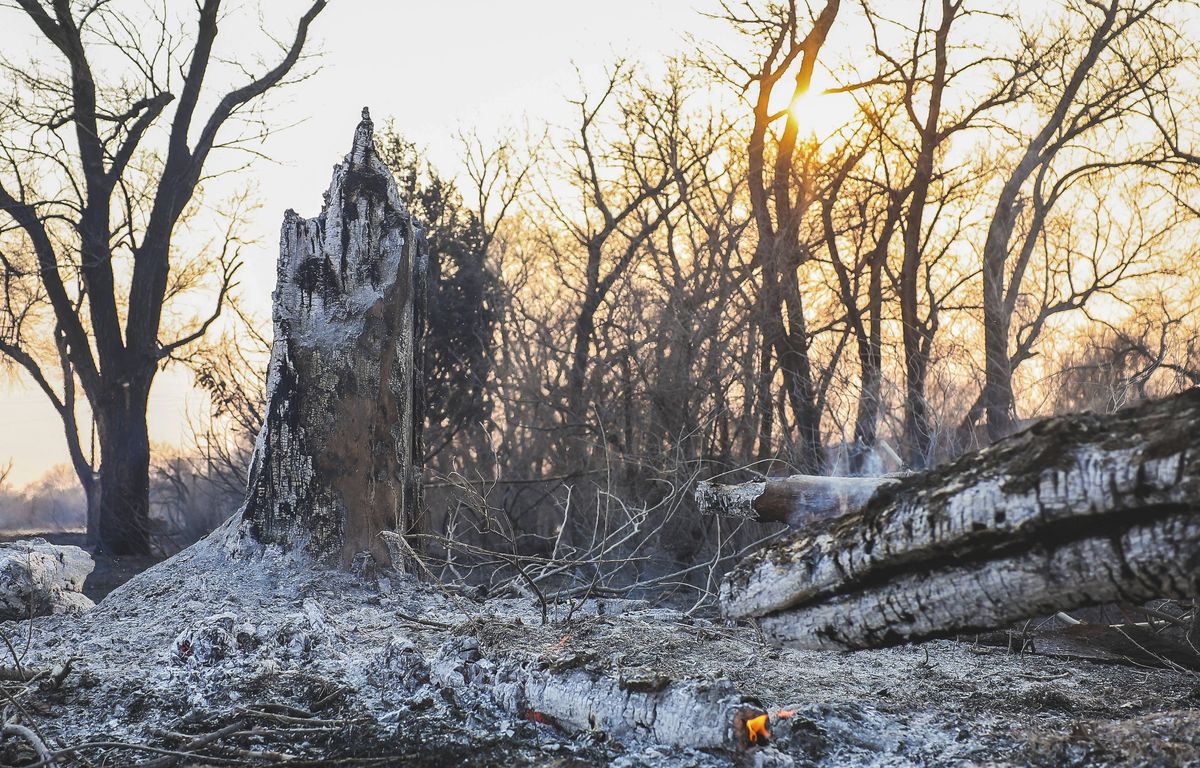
[2, 0, 1199, 599]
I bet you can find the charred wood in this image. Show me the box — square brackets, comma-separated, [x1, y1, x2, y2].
[696, 474, 897, 527]
[229, 108, 428, 569]
[721, 390, 1200, 649]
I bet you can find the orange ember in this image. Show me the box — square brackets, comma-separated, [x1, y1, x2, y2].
[775, 709, 796, 719]
[746, 713, 770, 744]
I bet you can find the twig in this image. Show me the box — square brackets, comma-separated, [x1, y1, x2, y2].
[0, 664, 41, 682]
[25, 739, 246, 768]
[0, 627, 25, 679]
[236, 707, 359, 727]
[1126, 604, 1193, 630]
[131, 721, 245, 768]
[510, 557, 548, 625]
[1019, 670, 1071, 681]
[310, 684, 349, 712]
[3, 722, 53, 764]
[242, 701, 314, 719]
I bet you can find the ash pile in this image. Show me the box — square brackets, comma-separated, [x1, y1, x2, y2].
[4, 530, 1199, 767]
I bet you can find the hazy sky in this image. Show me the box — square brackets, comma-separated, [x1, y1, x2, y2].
[0, 0, 734, 486]
[0, 0, 1095, 488]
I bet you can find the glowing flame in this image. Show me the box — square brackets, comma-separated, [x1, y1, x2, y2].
[746, 713, 770, 745]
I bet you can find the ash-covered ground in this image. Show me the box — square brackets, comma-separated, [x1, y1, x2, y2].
[4, 523, 1199, 767]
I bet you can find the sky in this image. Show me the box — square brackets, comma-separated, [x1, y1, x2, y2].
[0, 0, 734, 487]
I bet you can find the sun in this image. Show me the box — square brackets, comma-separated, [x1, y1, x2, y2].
[775, 73, 859, 140]
[788, 87, 857, 138]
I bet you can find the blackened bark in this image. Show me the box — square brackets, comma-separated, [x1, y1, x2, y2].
[235, 109, 427, 569]
[722, 389, 1200, 649]
[94, 385, 152, 555]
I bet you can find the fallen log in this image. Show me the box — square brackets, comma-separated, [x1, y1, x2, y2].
[696, 474, 897, 526]
[720, 390, 1200, 650]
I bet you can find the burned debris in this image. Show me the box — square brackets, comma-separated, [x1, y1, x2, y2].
[234, 107, 427, 570]
[717, 390, 1200, 650]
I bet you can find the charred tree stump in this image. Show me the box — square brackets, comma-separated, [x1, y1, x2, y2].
[720, 390, 1200, 649]
[233, 108, 427, 569]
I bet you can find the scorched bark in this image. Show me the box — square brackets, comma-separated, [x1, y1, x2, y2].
[721, 389, 1200, 649]
[234, 108, 427, 568]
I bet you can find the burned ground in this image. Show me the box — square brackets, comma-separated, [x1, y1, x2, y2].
[3, 526, 1197, 767]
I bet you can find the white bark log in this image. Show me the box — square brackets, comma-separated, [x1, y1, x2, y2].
[0, 538, 95, 620]
[428, 637, 766, 750]
[230, 108, 427, 568]
[518, 670, 763, 749]
[721, 390, 1200, 649]
[696, 474, 897, 526]
[758, 514, 1199, 649]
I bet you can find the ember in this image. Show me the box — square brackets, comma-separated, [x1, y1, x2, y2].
[746, 713, 770, 745]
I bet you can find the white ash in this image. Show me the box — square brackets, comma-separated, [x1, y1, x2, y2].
[4, 531, 1198, 766]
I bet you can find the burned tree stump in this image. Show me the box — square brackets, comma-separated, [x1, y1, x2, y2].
[720, 390, 1200, 649]
[233, 108, 427, 569]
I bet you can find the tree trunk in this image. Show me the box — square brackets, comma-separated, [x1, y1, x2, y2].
[754, 334, 775, 464]
[94, 389, 152, 556]
[721, 389, 1200, 649]
[900, 317, 931, 468]
[564, 292, 599, 471]
[850, 258, 883, 473]
[233, 109, 427, 569]
[895, 1, 952, 470]
[982, 305, 1015, 441]
[84, 477, 100, 549]
[980, 179, 1023, 442]
[63, 421, 99, 549]
[755, 244, 823, 473]
[779, 274, 824, 473]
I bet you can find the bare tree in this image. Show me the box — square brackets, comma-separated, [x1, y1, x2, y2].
[709, 0, 841, 473]
[861, 0, 1034, 467]
[817, 101, 907, 473]
[533, 64, 703, 471]
[0, 0, 327, 553]
[977, 0, 1194, 439]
